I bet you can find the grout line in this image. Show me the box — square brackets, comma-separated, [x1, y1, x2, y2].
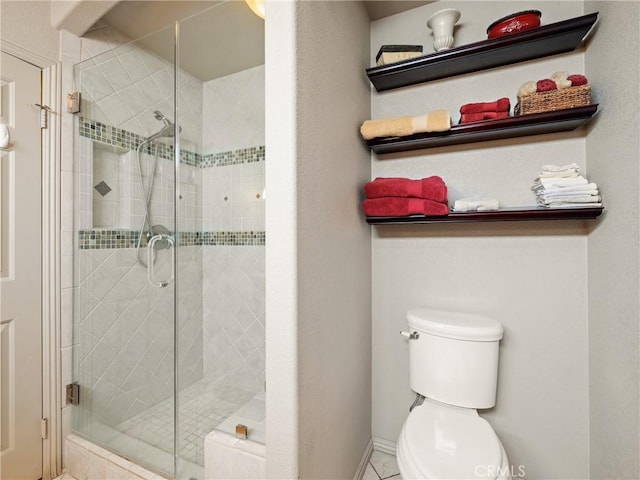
[370, 462, 383, 480]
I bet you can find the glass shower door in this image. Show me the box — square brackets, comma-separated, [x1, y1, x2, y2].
[70, 4, 266, 478]
[71, 23, 180, 477]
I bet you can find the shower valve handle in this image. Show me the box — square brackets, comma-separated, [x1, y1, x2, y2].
[147, 234, 175, 288]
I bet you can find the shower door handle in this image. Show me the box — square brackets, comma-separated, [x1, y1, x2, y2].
[147, 234, 175, 288]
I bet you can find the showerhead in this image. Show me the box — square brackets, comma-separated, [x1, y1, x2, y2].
[143, 110, 182, 144]
[153, 110, 171, 127]
[146, 123, 178, 143]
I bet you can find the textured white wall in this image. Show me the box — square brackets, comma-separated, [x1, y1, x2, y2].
[265, 1, 299, 477]
[265, 1, 372, 478]
[0, 0, 60, 63]
[371, 2, 592, 478]
[585, 2, 640, 478]
[294, 2, 372, 477]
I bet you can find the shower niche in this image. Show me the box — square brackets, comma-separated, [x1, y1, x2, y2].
[90, 142, 131, 229]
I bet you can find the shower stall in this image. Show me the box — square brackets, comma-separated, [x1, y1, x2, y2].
[70, 4, 265, 478]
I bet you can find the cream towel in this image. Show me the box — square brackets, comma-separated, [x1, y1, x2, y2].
[517, 81, 537, 97]
[550, 71, 572, 90]
[360, 109, 451, 140]
[453, 198, 500, 212]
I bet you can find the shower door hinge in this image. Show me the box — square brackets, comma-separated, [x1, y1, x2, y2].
[40, 418, 48, 439]
[67, 92, 81, 114]
[34, 104, 53, 129]
[66, 382, 80, 406]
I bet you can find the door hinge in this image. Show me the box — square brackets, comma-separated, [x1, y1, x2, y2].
[34, 104, 53, 129]
[67, 92, 81, 114]
[66, 382, 80, 406]
[41, 418, 48, 439]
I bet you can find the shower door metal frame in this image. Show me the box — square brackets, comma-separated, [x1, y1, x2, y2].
[171, 20, 181, 477]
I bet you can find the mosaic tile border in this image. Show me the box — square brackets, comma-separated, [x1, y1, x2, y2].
[78, 229, 265, 249]
[200, 146, 265, 167]
[79, 118, 264, 168]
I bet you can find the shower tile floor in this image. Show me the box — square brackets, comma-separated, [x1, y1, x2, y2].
[115, 379, 260, 467]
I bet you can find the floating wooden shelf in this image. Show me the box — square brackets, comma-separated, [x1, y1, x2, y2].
[366, 105, 598, 154]
[365, 206, 604, 225]
[366, 12, 598, 92]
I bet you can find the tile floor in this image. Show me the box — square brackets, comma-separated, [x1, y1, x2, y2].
[115, 379, 256, 467]
[364, 450, 401, 480]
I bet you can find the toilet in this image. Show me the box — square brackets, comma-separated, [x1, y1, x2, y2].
[396, 309, 511, 480]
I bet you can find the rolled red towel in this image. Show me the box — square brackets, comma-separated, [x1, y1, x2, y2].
[362, 197, 449, 217]
[363, 176, 447, 203]
[460, 111, 510, 124]
[536, 79, 557, 92]
[567, 74, 588, 86]
[459, 97, 511, 114]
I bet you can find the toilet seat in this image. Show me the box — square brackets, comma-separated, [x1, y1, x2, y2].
[397, 400, 504, 479]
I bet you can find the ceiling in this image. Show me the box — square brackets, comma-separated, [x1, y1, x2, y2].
[101, 0, 431, 82]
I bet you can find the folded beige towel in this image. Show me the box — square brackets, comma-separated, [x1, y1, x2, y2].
[551, 71, 569, 82]
[517, 81, 537, 97]
[360, 109, 451, 140]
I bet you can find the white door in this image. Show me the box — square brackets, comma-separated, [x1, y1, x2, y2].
[0, 51, 43, 480]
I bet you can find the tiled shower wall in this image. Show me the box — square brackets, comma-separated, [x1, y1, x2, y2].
[201, 66, 266, 394]
[74, 246, 203, 427]
[72, 22, 206, 431]
[64, 19, 266, 443]
[75, 22, 203, 149]
[202, 65, 265, 154]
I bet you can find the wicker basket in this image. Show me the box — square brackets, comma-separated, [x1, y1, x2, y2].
[515, 84, 591, 115]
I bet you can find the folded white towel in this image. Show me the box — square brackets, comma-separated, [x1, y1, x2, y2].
[532, 164, 602, 209]
[453, 198, 500, 212]
[536, 171, 580, 179]
[535, 176, 589, 188]
[539, 188, 599, 198]
[541, 163, 580, 173]
[539, 195, 602, 205]
[540, 202, 603, 209]
[534, 183, 599, 196]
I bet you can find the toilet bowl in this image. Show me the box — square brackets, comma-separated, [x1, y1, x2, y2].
[397, 309, 511, 480]
[397, 399, 511, 479]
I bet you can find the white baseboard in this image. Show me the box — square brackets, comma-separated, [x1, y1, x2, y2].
[353, 437, 374, 480]
[372, 436, 397, 456]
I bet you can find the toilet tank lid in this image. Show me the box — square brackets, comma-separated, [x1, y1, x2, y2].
[407, 309, 504, 341]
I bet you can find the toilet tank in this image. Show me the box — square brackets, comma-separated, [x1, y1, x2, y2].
[406, 309, 504, 409]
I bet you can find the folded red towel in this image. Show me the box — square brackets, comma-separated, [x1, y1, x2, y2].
[459, 111, 510, 124]
[567, 74, 588, 86]
[459, 97, 510, 114]
[536, 79, 557, 92]
[363, 176, 447, 203]
[362, 197, 449, 217]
